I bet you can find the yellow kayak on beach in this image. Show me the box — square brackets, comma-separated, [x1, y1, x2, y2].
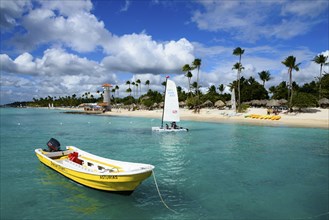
[35, 138, 154, 195]
[245, 114, 281, 120]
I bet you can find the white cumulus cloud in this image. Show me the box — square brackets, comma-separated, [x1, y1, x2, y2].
[102, 35, 195, 74]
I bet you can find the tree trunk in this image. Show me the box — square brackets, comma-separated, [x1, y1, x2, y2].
[289, 68, 293, 111]
[319, 64, 323, 100]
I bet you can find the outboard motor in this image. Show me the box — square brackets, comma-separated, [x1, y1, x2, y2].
[47, 138, 61, 152]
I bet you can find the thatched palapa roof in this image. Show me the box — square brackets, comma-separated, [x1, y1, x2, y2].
[201, 100, 213, 107]
[214, 100, 225, 107]
[266, 99, 280, 107]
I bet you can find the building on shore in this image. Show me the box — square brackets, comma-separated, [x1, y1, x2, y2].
[101, 83, 112, 111]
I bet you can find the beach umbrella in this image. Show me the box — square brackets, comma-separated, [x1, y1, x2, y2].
[214, 100, 225, 108]
[202, 100, 213, 107]
[266, 99, 280, 107]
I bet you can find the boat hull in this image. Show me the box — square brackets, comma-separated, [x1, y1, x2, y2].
[152, 126, 188, 132]
[35, 148, 154, 194]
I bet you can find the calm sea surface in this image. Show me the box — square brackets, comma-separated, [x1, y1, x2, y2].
[1, 108, 328, 220]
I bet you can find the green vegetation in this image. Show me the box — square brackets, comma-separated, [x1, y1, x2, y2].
[312, 54, 329, 99]
[291, 92, 317, 111]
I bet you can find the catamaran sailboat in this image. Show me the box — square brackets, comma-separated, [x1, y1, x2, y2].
[152, 77, 188, 132]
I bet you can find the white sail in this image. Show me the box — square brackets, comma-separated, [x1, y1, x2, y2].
[231, 88, 236, 112]
[163, 79, 180, 122]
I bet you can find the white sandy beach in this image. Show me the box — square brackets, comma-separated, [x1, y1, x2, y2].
[102, 107, 329, 129]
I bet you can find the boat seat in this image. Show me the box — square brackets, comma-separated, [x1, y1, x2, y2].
[62, 159, 116, 173]
[62, 159, 94, 172]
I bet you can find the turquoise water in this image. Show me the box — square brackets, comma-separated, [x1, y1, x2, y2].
[1, 108, 328, 220]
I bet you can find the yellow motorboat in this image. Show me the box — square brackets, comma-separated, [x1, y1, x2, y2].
[35, 138, 154, 195]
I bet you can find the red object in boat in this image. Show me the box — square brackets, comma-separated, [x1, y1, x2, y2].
[68, 152, 83, 165]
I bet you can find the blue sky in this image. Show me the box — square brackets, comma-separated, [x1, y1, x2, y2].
[1, 0, 328, 104]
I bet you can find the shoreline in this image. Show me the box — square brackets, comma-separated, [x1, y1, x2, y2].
[57, 107, 329, 129]
[100, 107, 329, 129]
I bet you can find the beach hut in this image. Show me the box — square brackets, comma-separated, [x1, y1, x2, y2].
[225, 100, 232, 107]
[319, 98, 329, 108]
[179, 101, 186, 108]
[214, 100, 225, 109]
[260, 100, 267, 106]
[250, 100, 261, 107]
[266, 99, 280, 107]
[242, 101, 251, 105]
[279, 99, 288, 105]
[201, 100, 213, 108]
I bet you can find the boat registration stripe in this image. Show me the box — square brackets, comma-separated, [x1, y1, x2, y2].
[100, 175, 118, 179]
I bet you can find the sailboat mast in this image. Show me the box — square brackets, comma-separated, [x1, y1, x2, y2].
[161, 76, 169, 128]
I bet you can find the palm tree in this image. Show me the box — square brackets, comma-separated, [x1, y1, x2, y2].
[182, 64, 193, 95]
[192, 59, 202, 106]
[126, 80, 131, 90]
[192, 59, 202, 86]
[192, 59, 201, 85]
[312, 54, 328, 99]
[131, 82, 135, 97]
[111, 88, 116, 98]
[161, 81, 166, 87]
[258, 70, 272, 87]
[191, 81, 198, 95]
[115, 85, 119, 97]
[186, 71, 193, 95]
[232, 62, 244, 71]
[233, 47, 245, 112]
[282, 55, 301, 109]
[126, 88, 132, 96]
[232, 62, 244, 112]
[218, 84, 225, 94]
[136, 79, 141, 95]
[135, 83, 139, 97]
[145, 80, 150, 91]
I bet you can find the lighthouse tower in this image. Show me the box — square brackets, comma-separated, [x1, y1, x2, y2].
[102, 83, 112, 110]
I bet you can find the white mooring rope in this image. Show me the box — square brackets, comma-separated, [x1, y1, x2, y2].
[152, 171, 178, 214]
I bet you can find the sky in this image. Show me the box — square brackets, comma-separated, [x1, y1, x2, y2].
[1, 0, 328, 105]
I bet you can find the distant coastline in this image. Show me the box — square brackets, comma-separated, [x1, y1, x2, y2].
[57, 107, 329, 129]
[4, 106, 326, 129]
